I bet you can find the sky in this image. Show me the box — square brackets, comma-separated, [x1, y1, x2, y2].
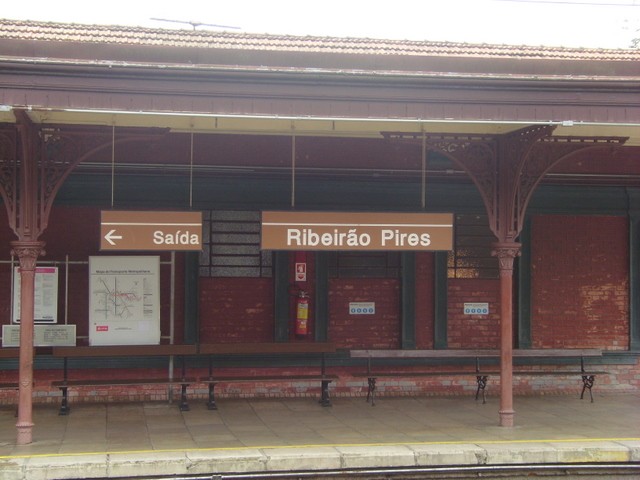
[3, 0, 640, 49]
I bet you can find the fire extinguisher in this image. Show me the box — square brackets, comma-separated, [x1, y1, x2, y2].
[295, 290, 309, 336]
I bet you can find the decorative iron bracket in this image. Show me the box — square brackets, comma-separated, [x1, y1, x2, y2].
[383, 127, 628, 242]
[0, 110, 167, 241]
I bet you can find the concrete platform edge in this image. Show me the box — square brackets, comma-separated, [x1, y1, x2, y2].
[2, 440, 639, 480]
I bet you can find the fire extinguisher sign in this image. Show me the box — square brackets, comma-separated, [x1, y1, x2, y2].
[295, 262, 307, 282]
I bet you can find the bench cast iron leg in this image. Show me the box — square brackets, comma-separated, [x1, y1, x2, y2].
[319, 379, 332, 407]
[179, 384, 190, 411]
[207, 383, 218, 410]
[58, 386, 70, 416]
[581, 375, 595, 403]
[366, 377, 377, 406]
[475, 375, 488, 404]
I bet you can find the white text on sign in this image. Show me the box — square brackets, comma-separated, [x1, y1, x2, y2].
[261, 211, 453, 251]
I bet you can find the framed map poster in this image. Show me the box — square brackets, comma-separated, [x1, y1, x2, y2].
[88, 256, 160, 346]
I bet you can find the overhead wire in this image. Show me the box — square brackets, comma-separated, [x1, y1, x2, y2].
[490, 0, 639, 6]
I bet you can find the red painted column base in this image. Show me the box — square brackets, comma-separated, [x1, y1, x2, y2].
[16, 421, 35, 445]
[499, 409, 516, 427]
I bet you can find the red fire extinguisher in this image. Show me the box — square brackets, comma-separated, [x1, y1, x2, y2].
[295, 290, 309, 336]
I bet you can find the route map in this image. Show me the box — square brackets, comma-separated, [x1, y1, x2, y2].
[89, 256, 160, 345]
[92, 276, 146, 321]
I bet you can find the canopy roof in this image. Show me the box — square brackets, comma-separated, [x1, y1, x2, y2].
[0, 18, 639, 145]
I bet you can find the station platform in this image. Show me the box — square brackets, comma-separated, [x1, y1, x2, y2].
[0, 392, 638, 479]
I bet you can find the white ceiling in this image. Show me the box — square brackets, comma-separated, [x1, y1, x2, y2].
[2, 108, 638, 146]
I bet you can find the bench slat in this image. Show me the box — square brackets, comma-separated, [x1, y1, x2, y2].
[350, 348, 603, 359]
[52, 378, 196, 387]
[352, 371, 481, 377]
[0, 347, 53, 358]
[350, 349, 498, 358]
[200, 374, 338, 383]
[0, 348, 20, 358]
[513, 349, 602, 357]
[354, 370, 608, 377]
[53, 345, 197, 357]
[512, 370, 609, 375]
[199, 342, 336, 355]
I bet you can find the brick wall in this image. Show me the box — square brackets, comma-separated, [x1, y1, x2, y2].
[198, 252, 431, 347]
[447, 278, 501, 348]
[415, 252, 435, 348]
[199, 277, 274, 342]
[1, 210, 637, 406]
[530, 215, 629, 349]
[328, 278, 400, 349]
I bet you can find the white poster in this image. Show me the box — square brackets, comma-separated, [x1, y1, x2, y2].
[89, 256, 160, 346]
[12, 266, 58, 324]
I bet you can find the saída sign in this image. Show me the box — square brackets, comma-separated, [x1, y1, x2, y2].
[100, 211, 202, 251]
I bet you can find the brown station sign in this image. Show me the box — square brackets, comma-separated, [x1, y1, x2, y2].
[261, 211, 453, 251]
[100, 211, 202, 251]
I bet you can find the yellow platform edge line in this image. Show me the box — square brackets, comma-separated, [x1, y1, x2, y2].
[1, 437, 639, 460]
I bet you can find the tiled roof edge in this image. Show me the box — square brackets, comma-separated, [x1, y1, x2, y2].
[1, 18, 639, 61]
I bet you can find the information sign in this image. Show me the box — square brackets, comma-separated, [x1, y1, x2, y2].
[349, 302, 376, 315]
[295, 262, 307, 282]
[100, 210, 202, 251]
[2, 324, 76, 347]
[262, 211, 453, 251]
[12, 266, 58, 324]
[463, 303, 489, 315]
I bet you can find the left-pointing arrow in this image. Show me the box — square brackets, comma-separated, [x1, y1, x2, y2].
[104, 229, 123, 246]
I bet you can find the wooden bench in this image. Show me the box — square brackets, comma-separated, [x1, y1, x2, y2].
[51, 344, 198, 415]
[198, 342, 338, 409]
[350, 349, 607, 406]
[0, 382, 19, 417]
[0, 348, 20, 357]
[510, 349, 607, 403]
[0, 347, 37, 396]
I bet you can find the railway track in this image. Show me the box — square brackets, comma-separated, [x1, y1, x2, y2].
[113, 462, 640, 479]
